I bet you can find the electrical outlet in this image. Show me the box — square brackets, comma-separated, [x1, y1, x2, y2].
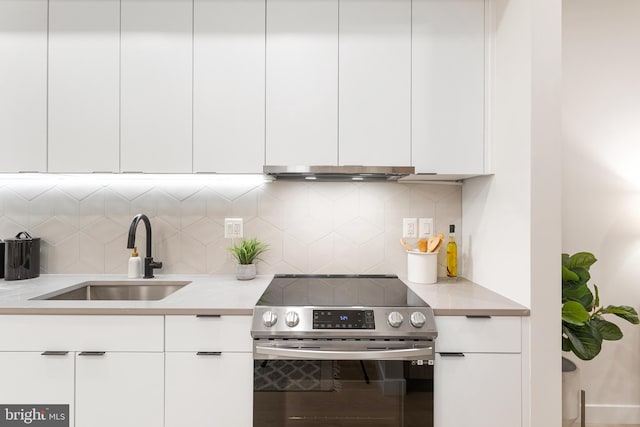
[224, 218, 243, 238]
[402, 218, 418, 238]
[418, 218, 434, 238]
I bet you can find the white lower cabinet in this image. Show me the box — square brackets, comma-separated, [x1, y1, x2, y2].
[435, 353, 521, 427]
[165, 315, 253, 427]
[434, 316, 522, 427]
[75, 352, 164, 427]
[165, 352, 253, 427]
[0, 352, 75, 424]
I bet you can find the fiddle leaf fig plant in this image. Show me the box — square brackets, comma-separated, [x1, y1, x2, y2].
[562, 252, 639, 360]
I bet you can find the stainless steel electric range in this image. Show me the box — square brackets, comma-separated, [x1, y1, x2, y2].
[251, 274, 437, 427]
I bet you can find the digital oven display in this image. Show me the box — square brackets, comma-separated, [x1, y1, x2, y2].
[313, 310, 375, 329]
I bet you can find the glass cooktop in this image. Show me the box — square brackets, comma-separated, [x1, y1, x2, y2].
[256, 274, 428, 308]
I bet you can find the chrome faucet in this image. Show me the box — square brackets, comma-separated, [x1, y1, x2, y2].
[127, 213, 163, 279]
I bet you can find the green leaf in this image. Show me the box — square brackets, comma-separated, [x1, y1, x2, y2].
[562, 301, 590, 325]
[601, 305, 640, 325]
[562, 337, 571, 352]
[562, 253, 570, 267]
[566, 252, 597, 271]
[562, 266, 580, 283]
[590, 317, 623, 341]
[562, 282, 594, 310]
[594, 284, 600, 308]
[563, 324, 602, 360]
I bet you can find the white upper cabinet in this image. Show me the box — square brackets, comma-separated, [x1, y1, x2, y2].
[412, 0, 485, 174]
[193, 0, 265, 173]
[120, 0, 193, 173]
[339, 0, 412, 166]
[0, 0, 47, 172]
[48, 0, 120, 173]
[265, 0, 339, 166]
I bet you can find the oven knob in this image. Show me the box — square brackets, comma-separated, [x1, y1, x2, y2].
[387, 311, 404, 328]
[410, 311, 427, 328]
[262, 311, 278, 327]
[285, 311, 300, 327]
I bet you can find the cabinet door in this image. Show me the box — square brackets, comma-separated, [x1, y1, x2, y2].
[165, 352, 253, 427]
[193, 0, 265, 173]
[0, 352, 74, 424]
[339, 0, 411, 166]
[0, 0, 47, 172]
[75, 352, 164, 427]
[265, 0, 339, 166]
[48, 0, 120, 172]
[412, 0, 485, 174]
[121, 0, 192, 173]
[435, 353, 521, 427]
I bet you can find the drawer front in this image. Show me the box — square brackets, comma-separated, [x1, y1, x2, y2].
[165, 315, 252, 352]
[0, 315, 164, 352]
[435, 316, 521, 353]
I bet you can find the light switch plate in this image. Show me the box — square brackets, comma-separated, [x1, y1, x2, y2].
[402, 218, 418, 238]
[418, 218, 434, 238]
[224, 218, 243, 238]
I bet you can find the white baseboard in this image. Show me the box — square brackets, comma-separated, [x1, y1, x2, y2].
[586, 404, 640, 424]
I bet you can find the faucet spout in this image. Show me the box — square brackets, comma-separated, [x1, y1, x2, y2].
[127, 214, 162, 278]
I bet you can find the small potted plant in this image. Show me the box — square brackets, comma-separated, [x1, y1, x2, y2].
[227, 238, 269, 280]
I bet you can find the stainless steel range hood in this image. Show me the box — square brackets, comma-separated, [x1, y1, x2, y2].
[263, 165, 415, 181]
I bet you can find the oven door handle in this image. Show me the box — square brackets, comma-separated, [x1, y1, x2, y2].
[254, 345, 433, 360]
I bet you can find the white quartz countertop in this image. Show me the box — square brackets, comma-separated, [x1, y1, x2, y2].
[404, 277, 530, 316]
[0, 274, 529, 316]
[0, 274, 272, 315]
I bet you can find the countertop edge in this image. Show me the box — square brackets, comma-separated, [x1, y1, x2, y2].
[0, 307, 255, 316]
[433, 308, 531, 316]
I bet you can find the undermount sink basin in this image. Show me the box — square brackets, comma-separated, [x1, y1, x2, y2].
[32, 281, 191, 301]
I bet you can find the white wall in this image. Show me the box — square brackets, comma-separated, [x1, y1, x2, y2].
[563, 0, 640, 423]
[462, 0, 562, 426]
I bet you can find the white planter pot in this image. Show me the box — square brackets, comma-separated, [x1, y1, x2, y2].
[235, 263, 256, 280]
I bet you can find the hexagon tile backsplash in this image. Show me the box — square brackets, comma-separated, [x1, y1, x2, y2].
[0, 178, 461, 277]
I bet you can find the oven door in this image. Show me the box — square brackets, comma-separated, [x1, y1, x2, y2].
[253, 340, 434, 427]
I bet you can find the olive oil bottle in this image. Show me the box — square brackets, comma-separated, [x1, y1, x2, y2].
[446, 224, 457, 278]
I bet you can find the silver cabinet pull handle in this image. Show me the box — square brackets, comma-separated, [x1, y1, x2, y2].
[439, 352, 465, 357]
[255, 345, 433, 360]
[196, 351, 222, 356]
[78, 351, 106, 356]
[41, 351, 69, 356]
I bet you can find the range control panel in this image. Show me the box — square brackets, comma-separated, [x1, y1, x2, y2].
[312, 309, 375, 329]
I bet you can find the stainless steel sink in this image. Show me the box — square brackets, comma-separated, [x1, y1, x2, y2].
[31, 281, 191, 301]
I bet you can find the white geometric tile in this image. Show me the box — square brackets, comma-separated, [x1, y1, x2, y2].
[150, 217, 179, 247]
[131, 189, 160, 219]
[105, 236, 132, 274]
[181, 188, 209, 228]
[332, 188, 359, 228]
[78, 233, 105, 272]
[6, 180, 55, 201]
[48, 234, 80, 272]
[286, 217, 333, 245]
[261, 181, 307, 202]
[282, 235, 309, 272]
[43, 189, 80, 227]
[231, 189, 258, 221]
[109, 181, 154, 201]
[206, 236, 234, 274]
[182, 218, 223, 245]
[206, 191, 233, 223]
[82, 218, 126, 244]
[58, 181, 104, 201]
[358, 233, 386, 272]
[257, 190, 286, 230]
[210, 181, 262, 202]
[179, 234, 207, 273]
[160, 182, 204, 202]
[0, 218, 26, 240]
[308, 234, 334, 272]
[104, 189, 135, 227]
[335, 218, 383, 246]
[32, 217, 77, 246]
[243, 218, 283, 266]
[156, 192, 182, 230]
[78, 190, 105, 229]
[310, 182, 357, 201]
[358, 190, 385, 229]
